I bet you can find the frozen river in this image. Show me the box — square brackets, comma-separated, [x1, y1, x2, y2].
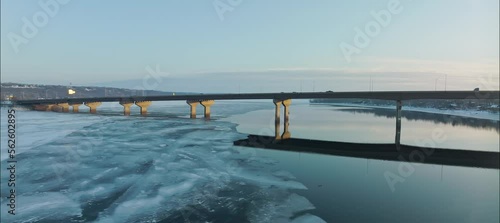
[1, 101, 498, 222]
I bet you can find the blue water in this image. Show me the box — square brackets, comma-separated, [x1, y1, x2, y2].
[1, 101, 498, 222]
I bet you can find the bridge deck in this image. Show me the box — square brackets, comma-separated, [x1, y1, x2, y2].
[13, 90, 500, 105]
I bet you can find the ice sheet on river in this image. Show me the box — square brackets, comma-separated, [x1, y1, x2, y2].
[1, 112, 324, 222]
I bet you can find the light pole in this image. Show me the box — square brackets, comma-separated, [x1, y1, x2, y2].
[435, 74, 447, 91]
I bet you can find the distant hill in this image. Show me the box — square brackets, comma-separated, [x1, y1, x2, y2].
[0, 82, 197, 100]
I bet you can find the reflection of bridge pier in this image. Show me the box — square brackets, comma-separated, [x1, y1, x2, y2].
[273, 99, 292, 141]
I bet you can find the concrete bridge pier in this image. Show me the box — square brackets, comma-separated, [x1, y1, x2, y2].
[135, 101, 152, 116]
[273, 99, 281, 125]
[32, 105, 42, 111]
[275, 120, 281, 141]
[273, 99, 292, 140]
[51, 105, 60, 112]
[84, 102, 102, 114]
[33, 104, 54, 111]
[273, 99, 283, 140]
[70, 103, 81, 113]
[120, 101, 134, 116]
[281, 99, 292, 140]
[57, 103, 70, 113]
[186, 100, 198, 119]
[45, 104, 55, 111]
[200, 100, 214, 119]
[395, 100, 402, 149]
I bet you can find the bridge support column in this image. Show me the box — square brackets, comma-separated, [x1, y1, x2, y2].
[275, 120, 281, 141]
[84, 102, 102, 114]
[186, 100, 198, 119]
[57, 103, 70, 113]
[70, 103, 81, 113]
[135, 101, 152, 116]
[273, 99, 282, 140]
[273, 99, 291, 140]
[120, 101, 134, 116]
[200, 100, 214, 119]
[281, 99, 292, 140]
[33, 104, 54, 111]
[273, 99, 281, 125]
[51, 105, 60, 112]
[45, 104, 55, 111]
[395, 100, 402, 149]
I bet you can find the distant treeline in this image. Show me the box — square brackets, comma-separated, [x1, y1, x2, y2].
[0, 83, 196, 100]
[336, 107, 499, 133]
[310, 98, 500, 113]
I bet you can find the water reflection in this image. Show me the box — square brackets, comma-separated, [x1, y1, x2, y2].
[334, 107, 500, 133]
[227, 103, 500, 222]
[247, 147, 500, 223]
[228, 104, 499, 152]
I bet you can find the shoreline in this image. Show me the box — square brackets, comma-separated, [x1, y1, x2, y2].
[311, 102, 500, 121]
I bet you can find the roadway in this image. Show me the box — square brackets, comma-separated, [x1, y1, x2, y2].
[13, 90, 500, 105]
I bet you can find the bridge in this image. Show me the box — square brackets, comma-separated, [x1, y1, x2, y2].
[13, 90, 500, 149]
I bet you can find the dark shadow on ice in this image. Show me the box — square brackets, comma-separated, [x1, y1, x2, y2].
[77, 186, 131, 222]
[156, 183, 259, 223]
[234, 135, 500, 169]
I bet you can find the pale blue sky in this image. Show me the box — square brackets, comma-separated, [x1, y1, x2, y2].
[1, 0, 499, 91]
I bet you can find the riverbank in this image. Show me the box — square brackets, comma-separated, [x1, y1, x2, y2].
[311, 103, 500, 121]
